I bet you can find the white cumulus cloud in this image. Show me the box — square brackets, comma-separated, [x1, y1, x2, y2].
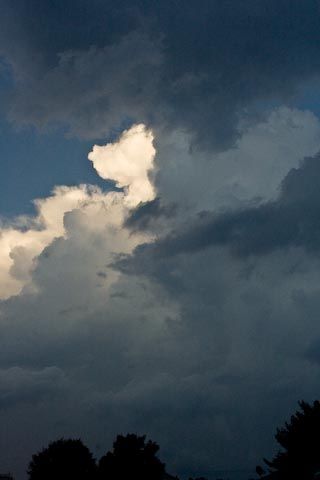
[88, 124, 156, 207]
[0, 124, 156, 300]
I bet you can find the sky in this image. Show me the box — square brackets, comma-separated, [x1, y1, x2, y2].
[1, 1, 320, 479]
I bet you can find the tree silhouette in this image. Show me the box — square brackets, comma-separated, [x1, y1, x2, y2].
[98, 433, 165, 480]
[28, 438, 96, 480]
[260, 400, 320, 479]
[256, 465, 266, 477]
[188, 477, 208, 480]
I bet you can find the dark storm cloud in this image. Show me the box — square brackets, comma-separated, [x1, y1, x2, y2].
[0, 367, 66, 409]
[120, 152, 320, 270]
[1, 0, 320, 148]
[124, 198, 176, 232]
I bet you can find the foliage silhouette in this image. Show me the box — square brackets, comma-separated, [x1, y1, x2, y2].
[188, 477, 208, 480]
[98, 433, 165, 480]
[259, 400, 320, 479]
[28, 438, 96, 480]
[256, 465, 265, 477]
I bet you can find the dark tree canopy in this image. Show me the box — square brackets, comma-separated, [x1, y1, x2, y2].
[28, 438, 96, 480]
[98, 433, 165, 480]
[261, 400, 320, 480]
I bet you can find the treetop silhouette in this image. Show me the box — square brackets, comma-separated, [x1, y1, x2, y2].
[28, 438, 96, 480]
[259, 400, 320, 480]
[98, 433, 165, 480]
[28, 433, 167, 480]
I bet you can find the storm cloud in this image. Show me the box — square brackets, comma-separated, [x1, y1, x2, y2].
[128, 151, 320, 260]
[2, 2, 320, 480]
[2, 1, 320, 149]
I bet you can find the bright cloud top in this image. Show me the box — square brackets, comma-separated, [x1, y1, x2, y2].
[88, 124, 156, 207]
[0, 124, 156, 300]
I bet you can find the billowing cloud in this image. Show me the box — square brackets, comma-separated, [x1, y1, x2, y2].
[0, 124, 155, 300]
[0, 185, 94, 299]
[88, 124, 156, 206]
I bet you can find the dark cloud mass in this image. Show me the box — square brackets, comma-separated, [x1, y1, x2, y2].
[126, 153, 320, 260]
[124, 198, 176, 232]
[1, 0, 320, 148]
[2, 2, 320, 480]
